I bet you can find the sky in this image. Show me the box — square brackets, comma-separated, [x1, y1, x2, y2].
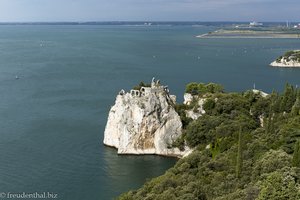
[0, 0, 299, 22]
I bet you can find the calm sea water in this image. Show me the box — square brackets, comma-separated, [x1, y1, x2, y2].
[0, 24, 300, 200]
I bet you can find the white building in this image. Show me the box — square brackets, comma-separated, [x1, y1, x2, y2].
[250, 21, 263, 26]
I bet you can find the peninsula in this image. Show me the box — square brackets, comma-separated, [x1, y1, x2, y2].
[197, 26, 300, 39]
[270, 50, 300, 67]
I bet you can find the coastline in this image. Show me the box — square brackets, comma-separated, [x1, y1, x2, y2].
[103, 144, 182, 158]
[197, 36, 300, 39]
[270, 61, 300, 68]
[197, 29, 300, 39]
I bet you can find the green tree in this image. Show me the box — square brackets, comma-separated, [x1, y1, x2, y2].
[185, 82, 223, 95]
[292, 140, 300, 167]
[291, 98, 300, 116]
[257, 170, 300, 200]
[270, 91, 281, 113]
[252, 150, 291, 181]
[203, 98, 215, 113]
[185, 115, 223, 147]
[265, 104, 275, 135]
[280, 83, 296, 112]
[206, 83, 224, 93]
[185, 82, 200, 94]
[236, 126, 243, 178]
[211, 139, 220, 160]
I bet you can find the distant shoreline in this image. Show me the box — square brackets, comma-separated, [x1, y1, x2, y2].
[0, 21, 299, 26]
[197, 29, 300, 39]
[197, 36, 300, 39]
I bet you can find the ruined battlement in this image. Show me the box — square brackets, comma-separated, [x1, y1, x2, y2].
[118, 78, 170, 98]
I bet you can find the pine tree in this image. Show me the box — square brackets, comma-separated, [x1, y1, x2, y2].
[236, 126, 243, 178]
[270, 91, 280, 113]
[280, 83, 296, 112]
[211, 139, 220, 160]
[291, 98, 300, 116]
[266, 103, 275, 134]
[292, 140, 300, 167]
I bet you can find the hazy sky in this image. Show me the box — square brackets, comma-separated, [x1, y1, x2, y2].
[0, 0, 299, 22]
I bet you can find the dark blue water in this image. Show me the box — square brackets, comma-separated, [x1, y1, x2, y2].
[0, 25, 299, 200]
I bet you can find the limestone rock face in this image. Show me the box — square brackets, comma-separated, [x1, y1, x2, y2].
[183, 93, 206, 120]
[183, 93, 194, 105]
[270, 59, 300, 67]
[103, 79, 189, 157]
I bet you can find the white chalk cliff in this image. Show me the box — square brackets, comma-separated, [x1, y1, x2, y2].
[103, 78, 191, 157]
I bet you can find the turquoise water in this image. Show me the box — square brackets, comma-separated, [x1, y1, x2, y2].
[0, 25, 300, 200]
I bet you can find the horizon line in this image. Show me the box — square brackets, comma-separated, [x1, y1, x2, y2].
[0, 20, 299, 23]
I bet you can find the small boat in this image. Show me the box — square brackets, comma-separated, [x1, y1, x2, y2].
[15, 75, 19, 80]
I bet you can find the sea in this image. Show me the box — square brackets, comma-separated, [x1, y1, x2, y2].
[0, 23, 299, 200]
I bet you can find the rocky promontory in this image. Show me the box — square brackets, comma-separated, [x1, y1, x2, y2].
[103, 78, 191, 157]
[270, 50, 300, 67]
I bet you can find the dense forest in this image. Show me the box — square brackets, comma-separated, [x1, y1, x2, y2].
[118, 82, 300, 200]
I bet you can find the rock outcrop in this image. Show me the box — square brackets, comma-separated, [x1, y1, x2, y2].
[252, 89, 268, 98]
[270, 50, 300, 67]
[183, 93, 206, 120]
[103, 78, 190, 157]
[270, 59, 300, 67]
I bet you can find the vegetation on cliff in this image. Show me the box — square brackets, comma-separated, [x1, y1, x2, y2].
[132, 81, 152, 90]
[276, 50, 300, 63]
[185, 82, 224, 95]
[118, 83, 300, 200]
